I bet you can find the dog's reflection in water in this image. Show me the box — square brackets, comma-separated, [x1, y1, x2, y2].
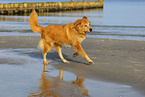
[28, 64, 88, 97]
[59, 70, 88, 96]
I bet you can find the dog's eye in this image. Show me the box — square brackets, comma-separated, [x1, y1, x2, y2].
[85, 25, 87, 27]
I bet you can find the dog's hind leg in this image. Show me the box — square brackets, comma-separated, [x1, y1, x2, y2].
[42, 42, 53, 65]
[55, 43, 69, 63]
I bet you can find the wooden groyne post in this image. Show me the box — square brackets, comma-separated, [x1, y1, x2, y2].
[0, 0, 103, 15]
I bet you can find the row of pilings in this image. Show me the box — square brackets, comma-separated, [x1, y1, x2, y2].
[0, 1, 103, 15]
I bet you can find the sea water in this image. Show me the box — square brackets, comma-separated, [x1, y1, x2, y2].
[0, 0, 145, 41]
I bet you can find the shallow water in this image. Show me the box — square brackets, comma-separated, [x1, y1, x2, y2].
[0, 48, 145, 97]
[0, 0, 145, 41]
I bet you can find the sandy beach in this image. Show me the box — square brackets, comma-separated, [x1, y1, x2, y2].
[0, 36, 145, 97]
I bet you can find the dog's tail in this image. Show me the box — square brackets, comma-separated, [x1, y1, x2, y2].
[29, 10, 44, 33]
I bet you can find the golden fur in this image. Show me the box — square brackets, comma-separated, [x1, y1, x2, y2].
[29, 10, 94, 64]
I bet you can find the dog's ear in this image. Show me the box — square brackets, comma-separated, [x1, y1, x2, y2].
[74, 19, 82, 27]
[83, 16, 88, 19]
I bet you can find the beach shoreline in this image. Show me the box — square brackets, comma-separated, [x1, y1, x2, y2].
[0, 36, 145, 96]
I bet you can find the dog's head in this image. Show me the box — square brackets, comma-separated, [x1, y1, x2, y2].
[74, 16, 92, 34]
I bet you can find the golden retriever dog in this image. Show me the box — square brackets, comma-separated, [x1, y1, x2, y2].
[29, 10, 94, 64]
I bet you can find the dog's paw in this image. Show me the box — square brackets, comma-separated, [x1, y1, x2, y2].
[89, 61, 94, 64]
[73, 52, 79, 57]
[63, 60, 70, 64]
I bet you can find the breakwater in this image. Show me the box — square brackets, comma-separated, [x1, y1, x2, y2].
[0, 0, 103, 15]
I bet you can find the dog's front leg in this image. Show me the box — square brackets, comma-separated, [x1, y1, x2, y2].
[73, 43, 94, 63]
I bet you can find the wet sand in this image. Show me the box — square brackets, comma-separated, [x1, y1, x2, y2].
[0, 36, 145, 97]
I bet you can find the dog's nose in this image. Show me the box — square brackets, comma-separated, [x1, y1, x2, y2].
[90, 28, 92, 32]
